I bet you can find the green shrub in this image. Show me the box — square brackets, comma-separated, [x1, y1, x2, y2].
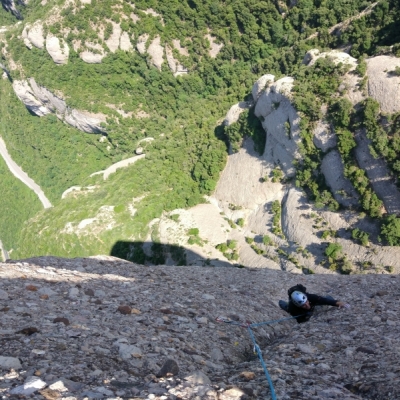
[114, 204, 125, 213]
[262, 235, 272, 246]
[381, 215, 400, 246]
[351, 228, 369, 246]
[271, 167, 283, 183]
[355, 58, 367, 76]
[188, 228, 199, 236]
[169, 214, 180, 222]
[325, 243, 342, 261]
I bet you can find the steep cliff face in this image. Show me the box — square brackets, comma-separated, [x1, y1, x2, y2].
[12, 79, 106, 133]
[0, 0, 23, 20]
[0, 256, 398, 399]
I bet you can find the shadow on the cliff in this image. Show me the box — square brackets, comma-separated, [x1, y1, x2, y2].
[213, 97, 266, 159]
[110, 240, 235, 268]
[304, 242, 327, 267]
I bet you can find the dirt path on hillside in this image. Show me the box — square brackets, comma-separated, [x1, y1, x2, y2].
[0, 239, 9, 261]
[0, 136, 52, 208]
[306, 2, 380, 41]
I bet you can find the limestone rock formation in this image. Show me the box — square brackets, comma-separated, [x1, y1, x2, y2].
[303, 49, 357, 69]
[28, 77, 66, 115]
[253, 75, 301, 176]
[64, 109, 106, 134]
[313, 117, 336, 151]
[22, 22, 45, 49]
[0, 256, 398, 399]
[12, 79, 106, 134]
[252, 74, 274, 101]
[165, 45, 188, 77]
[12, 80, 51, 117]
[223, 101, 252, 126]
[147, 36, 164, 71]
[172, 39, 189, 57]
[119, 31, 133, 52]
[105, 21, 121, 53]
[321, 150, 360, 208]
[205, 33, 223, 58]
[136, 33, 148, 54]
[79, 50, 104, 64]
[1, 0, 22, 19]
[45, 35, 69, 64]
[366, 55, 400, 113]
[79, 43, 106, 64]
[354, 129, 400, 215]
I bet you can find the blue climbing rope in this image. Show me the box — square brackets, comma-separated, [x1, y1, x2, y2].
[246, 324, 277, 400]
[215, 314, 305, 400]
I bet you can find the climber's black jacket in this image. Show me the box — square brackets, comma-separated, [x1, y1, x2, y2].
[288, 293, 338, 323]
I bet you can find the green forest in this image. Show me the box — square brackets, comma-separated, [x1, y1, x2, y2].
[1, 0, 400, 262]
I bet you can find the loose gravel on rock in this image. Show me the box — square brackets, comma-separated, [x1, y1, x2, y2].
[0, 256, 399, 399]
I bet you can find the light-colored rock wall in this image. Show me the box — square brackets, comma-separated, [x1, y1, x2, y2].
[12, 80, 51, 117]
[223, 101, 252, 126]
[28, 78, 66, 114]
[45, 36, 69, 65]
[12, 79, 106, 134]
[321, 150, 359, 207]
[147, 36, 164, 71]
[23, 23, 45, 49]
[367, 55, 400, 113]
[105, 21, 121, 53]
[64, 109, 107, 134]
[253, 76, 301, 176]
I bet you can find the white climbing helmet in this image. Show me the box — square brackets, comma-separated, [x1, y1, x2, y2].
[291, 291, 308, 307]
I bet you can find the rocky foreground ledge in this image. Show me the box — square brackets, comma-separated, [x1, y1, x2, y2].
[0, 256, 399, 400]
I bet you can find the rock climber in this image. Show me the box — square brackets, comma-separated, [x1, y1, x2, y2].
[279, 284, 350, 323]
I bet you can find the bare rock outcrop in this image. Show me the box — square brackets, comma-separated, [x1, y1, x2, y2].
[366, 55, 400, 113]
[12, 80, 51, 117]
[64, 109, 106, 134]
[79, 50, 105, 64]
[223, 101, 252, 126]
[79, 43, 106, 64]
[1, 257, 399, 399]
[12, 79, 106, 134]
[165, 45, 188, 77]
[136, 33, 148, 54]
[147, 36, 164, 70]
[172, 39, 189, 56]
[28, 77, 66, 114]
[205, 33, 223, 58]
[213, 137, 279, 210]
[119, 31, 133, 52]
[45, 35, 69, 64]
[303, 49, 357, 69]
[105, 21, 121, 53]
[252, 74, 274, 100]
[321, 150, 360, 207]
[313, 118, 337, 151]
[354, 129, 400, 215]
[282, 187, 322, 249]
[22, 22, 45, 49]
[1, 0, 23, 19]
[253, 75, 301, 176]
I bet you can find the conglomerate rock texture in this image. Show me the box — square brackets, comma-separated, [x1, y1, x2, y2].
[0, 256, 399, 400]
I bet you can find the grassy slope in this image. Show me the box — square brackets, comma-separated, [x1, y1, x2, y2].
[0, 155, 41, 251]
